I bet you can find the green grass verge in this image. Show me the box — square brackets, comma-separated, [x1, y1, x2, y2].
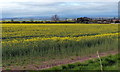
[46, 54, 120, 70]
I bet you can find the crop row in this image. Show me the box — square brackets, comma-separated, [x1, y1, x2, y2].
[3, 33, 118, 60]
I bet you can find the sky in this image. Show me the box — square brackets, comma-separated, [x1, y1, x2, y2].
[0, 0, 119, 18]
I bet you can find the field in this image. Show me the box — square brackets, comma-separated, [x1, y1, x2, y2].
[2, 23, 119, 70]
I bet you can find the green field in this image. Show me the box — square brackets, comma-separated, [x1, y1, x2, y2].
[2, 23, 119, 70]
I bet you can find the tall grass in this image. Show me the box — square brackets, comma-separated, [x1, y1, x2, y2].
[3, 33, 118, 60]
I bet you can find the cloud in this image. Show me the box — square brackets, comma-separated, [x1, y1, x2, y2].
[0, 0, 119, 3]
[1, 1, 118, 18]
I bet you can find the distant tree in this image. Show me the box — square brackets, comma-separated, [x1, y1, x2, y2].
[115, 20, 120, 23]
[113, 17, 116, 19]
[65, 18, 68, 21]
[51, 14, 59, 22]
[30, 19, 34, 22]
[11, 19, 14, 22]
[77, 17, 92, 24]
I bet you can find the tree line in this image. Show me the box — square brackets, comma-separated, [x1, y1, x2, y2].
[1, 15, 120, 24]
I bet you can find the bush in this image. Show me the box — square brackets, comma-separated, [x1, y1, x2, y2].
[67, 64, 76, 69]
[62, 65, 68, 70]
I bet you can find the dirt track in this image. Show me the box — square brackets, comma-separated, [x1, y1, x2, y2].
[2, 50, 118, 70]
[37, 51, 118, 70]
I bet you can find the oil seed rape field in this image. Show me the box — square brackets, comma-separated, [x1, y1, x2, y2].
[2, 23, 119, 70]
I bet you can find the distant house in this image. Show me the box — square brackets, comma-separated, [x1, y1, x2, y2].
[66, 18, 76, 21]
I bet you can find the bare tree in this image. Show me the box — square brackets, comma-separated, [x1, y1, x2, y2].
[51, 14, 59, 22]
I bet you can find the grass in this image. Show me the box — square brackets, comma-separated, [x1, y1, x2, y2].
[2, 23, 119, 70]
[46, 54, 119, 70]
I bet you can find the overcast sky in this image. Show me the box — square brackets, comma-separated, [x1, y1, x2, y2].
[0, 0, 119, 18]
